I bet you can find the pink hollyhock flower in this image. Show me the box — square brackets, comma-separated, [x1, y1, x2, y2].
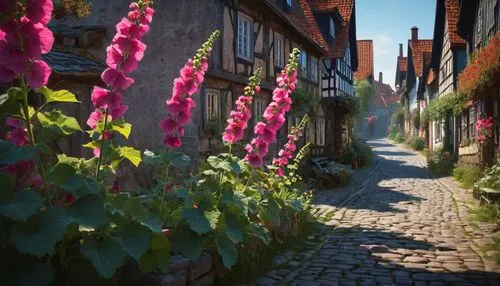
[6, 127, 29, 146]
[244, 153, 263, 168]
[87, 110, 103, 129]
[25, 60, 51, 88]
[26, 0, 54, 25]
[101, 68, 135, 90]
[91, 87, 123, 109]
[161, 31, 220, 148]
[276, 168, 284, 177]
[116, 18, 149, 39]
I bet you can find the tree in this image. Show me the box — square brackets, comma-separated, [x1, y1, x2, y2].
[355, 79, 375, 116]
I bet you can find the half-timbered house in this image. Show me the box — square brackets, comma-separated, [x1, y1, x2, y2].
[395, 43, 408, 133]
[426, 0, 467, 152]
[457, 0, 500, 167]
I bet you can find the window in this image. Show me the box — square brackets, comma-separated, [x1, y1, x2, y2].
[435, 121, 442, 143]
[299, 51, 307, 76]
[310, 56, 318, 81]
[237, 13, 252, 61]
[274, 33, 284, 67]
[254, 97, 266, 121]
[285, 0, 292, 8]
[315, 117, 325, 146]
[469, 107, 476, 139]
[461, 112, 468, 141]
[329, 17, 336, 39]
[205, 89, 220, 122]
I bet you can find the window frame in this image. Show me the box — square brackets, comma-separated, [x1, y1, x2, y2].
[285, 0, 292, 8]
[204, 88, 221, 123]
[273, 33, 284, 68]
[299, 50, 308, 77]
[237, 13, 253, 61]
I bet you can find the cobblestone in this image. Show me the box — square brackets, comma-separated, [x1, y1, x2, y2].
[257, 140, 500, 285]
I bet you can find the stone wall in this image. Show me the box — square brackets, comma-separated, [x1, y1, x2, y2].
[62, 0, 224, 155]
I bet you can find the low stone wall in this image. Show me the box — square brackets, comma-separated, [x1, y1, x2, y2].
[140, 253, 214, 286]
[458, 144, 481, 168]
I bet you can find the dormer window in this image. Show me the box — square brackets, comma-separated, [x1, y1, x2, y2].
[329, 17, 336, 39]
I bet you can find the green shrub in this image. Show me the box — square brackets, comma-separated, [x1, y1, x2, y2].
[477, 163, 500, 190]
[409, 137, 425, 151]
[452, 165, 482, 189]
[342, 139, 373, 168]
[427, 148, 455, 176]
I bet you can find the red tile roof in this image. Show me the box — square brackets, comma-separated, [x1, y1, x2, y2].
[426, 68, 438, 85]
[410, 39, 433, 76]
[263, 0, 326, 54]
[373, 80, 398, 108]
[354, 40, 373, 80]
[304, 0, 355, 58]
[444, 0, 466, 48]
[398, 57, 408, 72]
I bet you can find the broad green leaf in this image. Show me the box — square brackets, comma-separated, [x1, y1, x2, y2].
[61, 174, 100, 197]
[37, 110, 82, 136]
[216, 234, 238, 269]
[258, 198, 280, 227]
[114, 223, 150, 261]
[67, 195, 107, 229]
[182, 208, 211, 235]
[110, 119, 132, 139]
[170, 227, 205, 260]
[0, 90, 20, 118]
[150, 233, 170, 251]
[140, 213, 162, 233]
[38, 87, 79, 103]
[7, 87, 24, 100]
[110, 194, 161, 232]
[142, 149, 161, 166]
[139, 251, 156, 273]
[0, 173, 14, 196]
[224, 214, 243, 243]
[0, 189, 43, 221]
[81, 236, 126, 278]
[10, 208, 71, 257]
[167, 153, 191, 169]
[0, 140, 37, 165]
[46, 163, 76, 185]
[118, 146, 142, 167]
[206, 209, 221, 230]
[248, 222, 270, 245]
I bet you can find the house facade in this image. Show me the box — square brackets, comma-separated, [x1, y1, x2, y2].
[456, 0, 500, 167]
[395, 44, 408, 133]
[400, 27, 433, 138]
[372, 73, 399, 138]
[425, 0, 467, 152]
[47, 0, 357, 168]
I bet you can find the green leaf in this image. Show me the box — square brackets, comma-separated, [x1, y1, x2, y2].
[248, 222, 270, 245]
[167, 153, 191, 169]
[10, 208, 71, 256]
[258, 198, 280, 227]
[224, 214, 243, 243]
[0, 90, 19, 119]
[61, 174, 100, 197]
[216, 234, 238, 269]
[170, 227, 205, 260]
[0, 173, 14, 197]
[81, 236, 126, 278]
[182, 208, 211, 235]
[110, 119, 132, 139]
[139, 251, 156, 273]
[46, 163, 76, 185]
[118, 146, 142, 167]
[150, 233, 170, 251]
[206, 209, 221, 230]
[0, 140, 37, 165]
[0, 189, 43, 221]
[142, 149, 161, 166]
[67, 195, 107, 229]
[38, 87, 79, 103]
[110, 194, 162, 232]
[37, 110, 82, 136]
[114, 223, 150, 261]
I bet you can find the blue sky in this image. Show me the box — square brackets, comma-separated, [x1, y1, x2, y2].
[356, 0, 436, 88]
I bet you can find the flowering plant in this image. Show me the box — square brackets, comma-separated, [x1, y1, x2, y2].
[476, 116, 494, 143]
[458, 33, 500, 98]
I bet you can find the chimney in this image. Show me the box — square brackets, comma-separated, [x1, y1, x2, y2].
[411, 26, 419, 41]
[399, 43, 403, 57]
[379, 72, 383, 83]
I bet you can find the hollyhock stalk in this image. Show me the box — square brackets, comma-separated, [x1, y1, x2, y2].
[160, 30, 220, 148]
[222, 68, 262, 147]
[272, 115, 308, 176]
[90, 0, 155, 181]
[244, 48, 300, 167]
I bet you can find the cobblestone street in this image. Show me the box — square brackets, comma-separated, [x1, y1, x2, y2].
[257, 140, 500, 286]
